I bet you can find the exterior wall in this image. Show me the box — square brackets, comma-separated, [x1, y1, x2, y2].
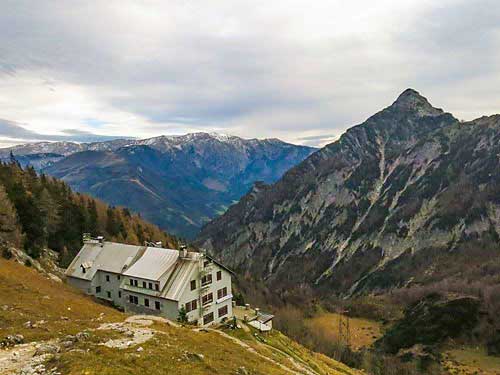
[122, 290, 178, 320]
[178, 262, 233, 326]
[92, 271, 124, 307]
[68, 271, 124, 308]
[122, 276, 161, 293]
[212, 267, 233, 324]
[67, 277, 91, 294]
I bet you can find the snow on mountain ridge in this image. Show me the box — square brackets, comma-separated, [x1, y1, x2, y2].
[1, 132, 300, 157]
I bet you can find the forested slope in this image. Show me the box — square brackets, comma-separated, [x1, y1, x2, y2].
[0, 160, 178, 265]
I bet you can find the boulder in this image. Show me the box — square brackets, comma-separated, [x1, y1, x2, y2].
[34, 343, 60, 356]
[76, 331, 90, 341]
[1, 334, 24, 348]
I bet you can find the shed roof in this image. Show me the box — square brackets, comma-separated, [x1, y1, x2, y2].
[257, 313, 275, 324]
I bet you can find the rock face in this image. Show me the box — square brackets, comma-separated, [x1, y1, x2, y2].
[2, 133, 314, 238]
[196, 89, 500, 296]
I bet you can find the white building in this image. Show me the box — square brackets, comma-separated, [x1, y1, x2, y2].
[65, 239, 233, 326]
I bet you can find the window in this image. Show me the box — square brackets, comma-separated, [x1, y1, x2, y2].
[204, 260, 210, 268]
[216, 271, 222, 281]
[142, 281, 147, 288]
[203, 312, 214, 325]
[202, 292, 213, 306]
[217, 287, 228, 300]
[107, 291, 111, 298]
[118, 291, 122, 298]
[133, 280, 138, 287]
[190, 280, 196, 290]
[148, 282, 153, 290]
[96, 286, 101, 294]
[155, 301, 161, 310]
[117, 275, 121, 280]
[201, 274, 212, 286]
[129, 279, 134, 286]
[129, 295, 138, 304]
[185, 299, 198, 313]
[105, 275, 110, 282]
[144, 298, 150, 307]
[155, 284, 159, 291]
[218, 305, 228, 318]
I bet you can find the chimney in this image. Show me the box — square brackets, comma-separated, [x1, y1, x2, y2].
[179, 245, 188, 258]
[82, 233, 91, 243]
[97, 236, 104, 247]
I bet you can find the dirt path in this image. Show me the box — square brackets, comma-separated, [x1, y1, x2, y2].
[195, 327, 319, 375]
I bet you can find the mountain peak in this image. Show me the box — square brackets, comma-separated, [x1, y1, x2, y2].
[390, 88, 444, 117]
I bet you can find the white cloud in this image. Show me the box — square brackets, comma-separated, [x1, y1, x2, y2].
[0, 0, 498, 147]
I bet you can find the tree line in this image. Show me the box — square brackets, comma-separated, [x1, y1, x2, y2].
[0, 159, 178, 265]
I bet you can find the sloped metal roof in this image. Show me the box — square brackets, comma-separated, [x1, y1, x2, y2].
[122, 246, 179, 281]
[65, 242, 144, 280]
[161, 259, 199, 301]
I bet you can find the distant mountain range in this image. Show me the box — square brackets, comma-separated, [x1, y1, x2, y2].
[1, 133, 315, 238]
[196, 89, 500, 297]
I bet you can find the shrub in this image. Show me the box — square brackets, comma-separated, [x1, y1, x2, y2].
[1, 248, 13, 260]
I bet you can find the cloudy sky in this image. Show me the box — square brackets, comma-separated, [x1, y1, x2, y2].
[0, 0, 499, 148]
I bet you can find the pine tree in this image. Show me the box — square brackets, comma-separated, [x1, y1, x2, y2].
[87, 200, 99, 235]
[106, 207, 120, 236]
[38, 187, 59, 240]
[0, 184, 22, 247]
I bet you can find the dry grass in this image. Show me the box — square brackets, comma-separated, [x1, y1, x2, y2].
[223, 325, 360, 375]
[305, 313, 382, 351]
[0, 258, 122, 342]
[442, 348, 500, 375]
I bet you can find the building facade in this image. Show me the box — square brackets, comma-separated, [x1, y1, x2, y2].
[65, 240, 233, 326]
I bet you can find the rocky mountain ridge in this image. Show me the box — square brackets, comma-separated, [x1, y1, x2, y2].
[196, 89, 500, 297]
[1, 133, 315, 238]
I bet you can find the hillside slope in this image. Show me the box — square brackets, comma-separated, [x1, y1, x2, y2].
[0, 257, 359, 375]
[7, 133, 315, 238]
[196, 89, 500, 297]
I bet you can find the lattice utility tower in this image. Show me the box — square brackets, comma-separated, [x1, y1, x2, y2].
[338, 309, 351, 349]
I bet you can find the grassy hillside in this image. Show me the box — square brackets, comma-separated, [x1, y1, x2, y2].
[0, 258, 360, 375]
